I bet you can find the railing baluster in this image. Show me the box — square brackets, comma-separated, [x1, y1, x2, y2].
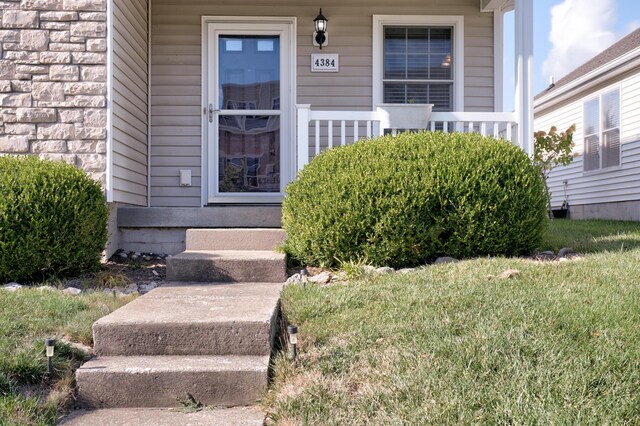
[443, 122, 448, 133]
[341, 121, 346, 146]
[480, 122, 487, 136]
[493, 122, 499, 138]
[468, 122, 473, 133]
[366, 121, 372, 138]
[430, 121, 436, 132]
[353, 120, 359, 142]
[315, 120, 320, 156]
[328, 120, 333, 148]
[506, 122, 512, 142]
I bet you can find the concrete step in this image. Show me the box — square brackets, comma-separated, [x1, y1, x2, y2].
[61, 406, 265, 426]
[186, 228, 286, 251]
[166, 250, 286, 283]
[93, 282, 282, 356]
[76, 355, 269, 408]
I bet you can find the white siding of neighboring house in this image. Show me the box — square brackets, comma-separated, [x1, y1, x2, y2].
[535, 69, 640, 209]
[112, 0, 149, 206]
[150, 0, 496, 207]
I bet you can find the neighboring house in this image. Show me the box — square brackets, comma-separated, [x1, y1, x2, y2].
[534, 28, 640, 221]
[0, 0, 534, 256]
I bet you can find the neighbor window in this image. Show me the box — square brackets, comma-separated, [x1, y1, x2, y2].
[583, 88, 620, 172]
[383, 26, 453, 111]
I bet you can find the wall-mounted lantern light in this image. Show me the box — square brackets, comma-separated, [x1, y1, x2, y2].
[287, 324, 298, 361]
[45, 338, 56, 375]
[313, 9, 328, 49]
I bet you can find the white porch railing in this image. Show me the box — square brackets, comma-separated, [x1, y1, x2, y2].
[296, 105, 518, 171]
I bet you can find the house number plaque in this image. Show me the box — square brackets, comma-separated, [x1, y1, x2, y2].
[311, 54, 339, 72]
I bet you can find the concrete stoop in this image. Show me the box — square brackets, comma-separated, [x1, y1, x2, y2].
[166, 229, 287, 283]
[166, 250, 286, 283]
[68, 229, 287, 424]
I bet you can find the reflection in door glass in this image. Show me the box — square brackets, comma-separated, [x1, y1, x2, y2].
[218, 115, 280, 193]
[218, 35, 280, 110]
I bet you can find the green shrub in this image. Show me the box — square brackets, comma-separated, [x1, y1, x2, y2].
[283, 132, 547, 268]
[0, 156, 108, 282]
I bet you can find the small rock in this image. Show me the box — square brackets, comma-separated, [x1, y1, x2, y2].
[124, 284, 138, 294]
[138, 282, 158, 294]
[540, 250, 555, 256]
[131, 254, 139, 260]
[111, 286, 126, 295]
[60, 338, 94, 359]
[286, 273, 302, 284]
[398, 268, 416, 274]
[498, 269, 520, 279]
[363, 265, 377, 274]
[375, 267, 395, 274]
[557, 247, 576, 258]
[334, 271, 347, 280]
[37, 285, 56, 292]
[152, 270, 160, 277]
[435, 257, 459, 264]
[63, 287, 82, 295]
[308, 271, 332, 284]
[2, 283, 22, 291]
[117, 252, 128, 259]
[143, 255, 151, 261]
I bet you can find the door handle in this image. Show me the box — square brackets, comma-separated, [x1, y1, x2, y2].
[208, 104, 215, 123]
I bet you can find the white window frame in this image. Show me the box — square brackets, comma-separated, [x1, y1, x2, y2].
[582, 86, 622, 173]
[372, 15, 464, 110]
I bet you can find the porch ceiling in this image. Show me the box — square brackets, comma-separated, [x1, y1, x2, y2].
[480, 0, 514, 12]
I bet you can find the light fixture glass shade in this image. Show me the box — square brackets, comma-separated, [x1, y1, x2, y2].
[287, 325, 298, 344]
[314, 9, 327, 33]
[45, 338, 55, 357]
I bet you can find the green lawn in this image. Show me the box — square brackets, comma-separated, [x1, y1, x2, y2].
[0, 290, 133, 425]
[267, 220, 640, 424]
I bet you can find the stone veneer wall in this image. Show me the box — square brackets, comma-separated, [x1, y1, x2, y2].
[0, 0, 108, 185]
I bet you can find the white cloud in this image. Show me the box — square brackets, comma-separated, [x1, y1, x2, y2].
[542, 0, 617, 81]
[625, 20, 640, 34]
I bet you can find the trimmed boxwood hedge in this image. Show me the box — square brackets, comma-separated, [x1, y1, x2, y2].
[0, 156, 108, 282]
[283, 131, 547, 268]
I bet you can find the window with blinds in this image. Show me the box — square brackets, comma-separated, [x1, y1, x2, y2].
[583, 88, 620, 172]
[383, 26, 453, 111]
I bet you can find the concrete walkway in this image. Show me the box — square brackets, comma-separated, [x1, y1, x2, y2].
[61, 407, 265, 425]
[62, 229, 286, 425]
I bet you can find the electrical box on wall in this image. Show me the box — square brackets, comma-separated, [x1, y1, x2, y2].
[180, 169, 192, 186]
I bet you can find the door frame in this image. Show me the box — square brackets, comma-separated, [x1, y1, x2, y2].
[201, 16, 297, 205]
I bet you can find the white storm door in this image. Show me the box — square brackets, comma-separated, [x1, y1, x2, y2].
[206, 20, 294, 203]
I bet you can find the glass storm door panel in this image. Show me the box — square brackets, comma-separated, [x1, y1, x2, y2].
[207, 21, 292, 203]
[217, 35, 280, 194]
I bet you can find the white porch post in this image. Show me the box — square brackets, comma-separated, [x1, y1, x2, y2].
[296, 104, 311, 172]
[514, 0, 534, 155]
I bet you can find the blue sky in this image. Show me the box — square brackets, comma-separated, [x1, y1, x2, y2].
[503, 0, 640, 111]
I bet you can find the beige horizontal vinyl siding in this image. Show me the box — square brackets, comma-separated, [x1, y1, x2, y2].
[112, 0, 149, 206]
[535, 71, 640, 208]
[151, 0, 495, 207]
